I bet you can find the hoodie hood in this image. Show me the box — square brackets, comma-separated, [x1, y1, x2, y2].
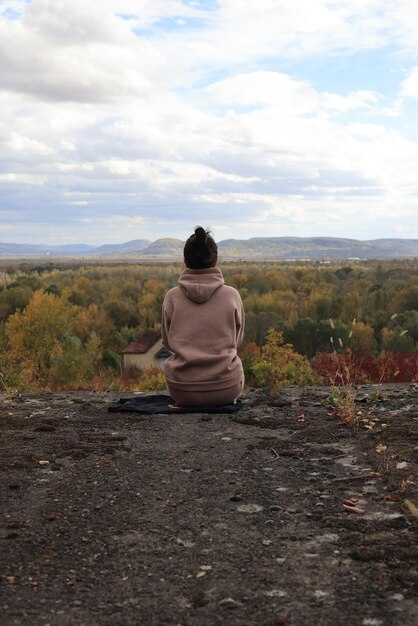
[178, 267, 224, 304]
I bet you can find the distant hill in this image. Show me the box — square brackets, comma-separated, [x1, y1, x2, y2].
[0, 242, 93, 256]
[90, 239, 151, 255]
[217, 237, 418, 259]
[141, 238, 184, 257]
[2, 236, 418, 260]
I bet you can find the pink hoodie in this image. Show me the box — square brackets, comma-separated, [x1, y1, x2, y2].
[162, 267, 245, 392]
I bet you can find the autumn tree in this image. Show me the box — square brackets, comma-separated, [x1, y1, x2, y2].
[5, 291, 100, 388]
[251, 329, 317, 389]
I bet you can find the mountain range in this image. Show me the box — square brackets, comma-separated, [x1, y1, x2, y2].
[2, 237, 418, 260]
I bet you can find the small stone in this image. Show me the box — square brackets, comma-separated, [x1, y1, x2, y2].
[229, 494, 242, 502]
[176, 538, 195, 548]
[237, 504, 263, 514]
[269, 505, 283, 512]
[219, 597, 242, 609]
[390, 593, 404, 601]
[356, 394, 369, 403]
[264, 590, 287, 597]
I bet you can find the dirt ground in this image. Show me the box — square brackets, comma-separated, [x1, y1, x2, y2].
[1, 384, 417, 626]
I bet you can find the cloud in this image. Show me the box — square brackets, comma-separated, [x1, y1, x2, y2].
[0, 0, 164, 103]
[0, 0, 418, 244]
[400, 66, 418, 100]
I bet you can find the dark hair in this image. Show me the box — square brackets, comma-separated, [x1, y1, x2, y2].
[184, 226, 218, 269]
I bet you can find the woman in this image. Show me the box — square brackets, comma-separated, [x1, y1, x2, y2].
[162, 226, 245, 406]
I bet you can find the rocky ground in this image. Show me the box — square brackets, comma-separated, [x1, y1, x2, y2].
[0, 384, 417, 626]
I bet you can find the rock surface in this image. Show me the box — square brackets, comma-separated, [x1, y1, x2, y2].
[1, 384, 417, 625]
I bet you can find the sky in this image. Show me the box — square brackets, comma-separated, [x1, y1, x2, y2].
[0, 0, 418, 245]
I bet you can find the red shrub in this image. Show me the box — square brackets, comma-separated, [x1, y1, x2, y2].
[311, 350, 418, 385]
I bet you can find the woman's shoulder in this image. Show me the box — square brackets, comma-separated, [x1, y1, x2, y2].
[164, 285, 181, 299]
[219, 284, 243, 301]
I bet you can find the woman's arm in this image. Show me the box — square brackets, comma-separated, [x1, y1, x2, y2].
[161, 294, 173, 352]
[235, 296, 245, 346]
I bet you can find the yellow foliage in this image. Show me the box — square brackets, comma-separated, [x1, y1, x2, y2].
[251, 328, 317, 390]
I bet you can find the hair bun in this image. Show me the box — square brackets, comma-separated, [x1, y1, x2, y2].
[194, 226, 207, 242]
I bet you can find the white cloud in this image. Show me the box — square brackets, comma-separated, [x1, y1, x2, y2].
[0, 0, 418, 244]
[0, 0, 164, 103]
[400, 66, 418, 100]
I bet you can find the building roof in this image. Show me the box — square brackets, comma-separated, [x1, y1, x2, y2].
[122, 329, 162, 354]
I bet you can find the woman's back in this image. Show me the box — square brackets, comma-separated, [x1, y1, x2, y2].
[162, 266, 244, 391]
[161, 226, 245, 406]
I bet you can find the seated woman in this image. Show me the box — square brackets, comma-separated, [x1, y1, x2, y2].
[162, 226, 245, 407]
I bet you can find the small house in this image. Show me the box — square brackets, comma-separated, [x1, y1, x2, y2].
[122, 329, 170, 370]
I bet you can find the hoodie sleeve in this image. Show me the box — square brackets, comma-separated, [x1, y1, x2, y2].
[235, 293, 245, 346]
[161, 293, 173, 352]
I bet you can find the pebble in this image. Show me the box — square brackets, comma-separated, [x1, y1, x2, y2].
[264, 590, 287, 598]
[237, 504, 263, 514]
[176, 538, 195, 548]
[229, 494, 242, 502]
[219, 597, 243, 609]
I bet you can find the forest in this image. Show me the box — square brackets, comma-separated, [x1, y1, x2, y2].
[0, 258, 418, 392]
